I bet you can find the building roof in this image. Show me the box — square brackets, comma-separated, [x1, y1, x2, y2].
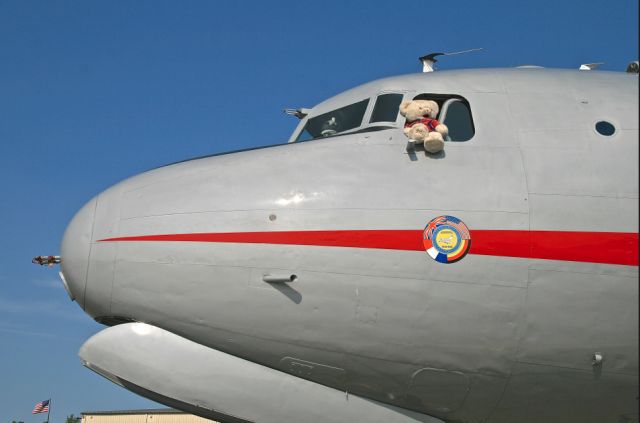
[82, 409, 186, 416]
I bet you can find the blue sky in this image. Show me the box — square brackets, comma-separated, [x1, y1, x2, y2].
[0, 1, 637, 422]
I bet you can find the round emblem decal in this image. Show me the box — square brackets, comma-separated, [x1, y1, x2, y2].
[423, 216, 471, 263]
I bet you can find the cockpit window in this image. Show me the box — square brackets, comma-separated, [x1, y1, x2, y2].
[411, 94, 475, 142]
[296, 99, 369, 142]
[370, 93, 403, 123]
[441, 99, 474, 141]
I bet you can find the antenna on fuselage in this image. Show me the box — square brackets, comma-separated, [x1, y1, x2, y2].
[579, 62, 604, 71]
[419, 48, 483, 72]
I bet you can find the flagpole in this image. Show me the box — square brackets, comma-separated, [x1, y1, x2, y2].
[46, 398, 51, 423]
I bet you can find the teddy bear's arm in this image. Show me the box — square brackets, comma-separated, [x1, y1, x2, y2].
[435, 123, 449, 136]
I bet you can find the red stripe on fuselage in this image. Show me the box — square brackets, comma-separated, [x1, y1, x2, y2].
[99, 230, 639, 266]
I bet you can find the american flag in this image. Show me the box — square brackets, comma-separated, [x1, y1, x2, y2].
[32, 400, 49, 414]
[448, 219, 470, 239]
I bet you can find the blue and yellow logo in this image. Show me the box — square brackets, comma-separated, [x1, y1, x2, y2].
[423, 216, 471, 263]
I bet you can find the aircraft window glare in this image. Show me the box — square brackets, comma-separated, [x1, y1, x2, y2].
[442, 100, 475, 141]
[370, 93, 403, 123]
[295, 99, 370, 142]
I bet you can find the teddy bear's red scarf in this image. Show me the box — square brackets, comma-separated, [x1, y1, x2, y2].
[404, 116, 441, 131]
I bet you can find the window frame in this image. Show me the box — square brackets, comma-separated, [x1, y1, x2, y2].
[368, 93, 406, 125]
[288, 90, 414, 143]
[293, 97, 371, 143]
[410, 94, 475, 142]
[365, 90, 415, 130]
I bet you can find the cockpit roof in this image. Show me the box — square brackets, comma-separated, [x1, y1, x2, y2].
[307, 69, 498, 116]
[288, 67, 635, 143]
[290, 69, 506, 143]
[304, 67, 632, 116]
[158, 66, 636, 168]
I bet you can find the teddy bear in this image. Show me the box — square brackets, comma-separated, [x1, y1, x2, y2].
[399, 100, 449, 153]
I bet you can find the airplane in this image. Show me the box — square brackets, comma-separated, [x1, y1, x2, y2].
[35, 58, 639, 423]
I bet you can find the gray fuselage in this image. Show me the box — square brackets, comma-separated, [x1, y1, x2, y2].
[61, 68, 639, 423]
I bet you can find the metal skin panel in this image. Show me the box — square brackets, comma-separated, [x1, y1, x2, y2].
[117, 139, 528, 219]
[58, 68, 639, 423]
[514, 72, 639, 198]
[487, 363, 639, 423]
[518, 269, 638, 374]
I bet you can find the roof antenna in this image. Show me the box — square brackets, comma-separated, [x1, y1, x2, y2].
[419, 48, 483, 72]
[579, 62, 604, 71]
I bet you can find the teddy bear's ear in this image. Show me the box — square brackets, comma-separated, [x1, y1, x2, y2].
[399, 101, 411, 115]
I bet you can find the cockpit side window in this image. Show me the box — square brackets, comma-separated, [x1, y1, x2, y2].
[370, 93, 403, 123]
[440, 99, 474, 141]
[296, 99, 369, 142]
[411, 94, 475, 142]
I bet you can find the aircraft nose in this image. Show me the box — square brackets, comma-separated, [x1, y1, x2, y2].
[60, 197, 97, 309]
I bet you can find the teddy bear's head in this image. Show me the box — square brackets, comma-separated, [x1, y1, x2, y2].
[399, 99, 440, 121]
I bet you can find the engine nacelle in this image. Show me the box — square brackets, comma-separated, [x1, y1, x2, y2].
[79, 323, 443, 423]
